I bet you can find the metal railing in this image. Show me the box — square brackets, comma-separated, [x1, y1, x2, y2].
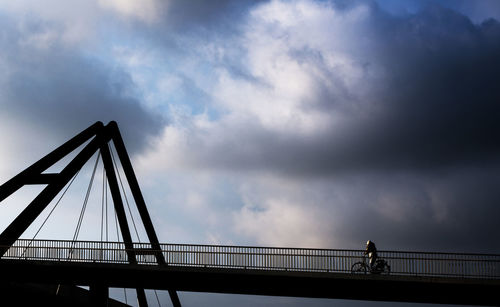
[1, 239, 499, 279]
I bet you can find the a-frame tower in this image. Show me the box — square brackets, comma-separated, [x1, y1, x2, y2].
[0, 121, 180, 307]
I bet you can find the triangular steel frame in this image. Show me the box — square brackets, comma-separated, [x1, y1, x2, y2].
[0, 121, 180, 307]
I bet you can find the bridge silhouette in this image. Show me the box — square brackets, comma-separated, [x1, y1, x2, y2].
[0, 121, 498, 306]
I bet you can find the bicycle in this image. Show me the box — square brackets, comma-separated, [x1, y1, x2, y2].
[351, 255, 390, 274]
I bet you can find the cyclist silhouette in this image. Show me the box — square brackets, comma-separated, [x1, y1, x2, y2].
[351, 240, 390, 274]
[365, 240, 377, 269]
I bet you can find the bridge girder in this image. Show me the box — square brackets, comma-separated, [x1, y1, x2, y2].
[1, 259, 499, 306]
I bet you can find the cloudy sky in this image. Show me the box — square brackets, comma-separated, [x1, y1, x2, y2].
[0, 0, 499, 306]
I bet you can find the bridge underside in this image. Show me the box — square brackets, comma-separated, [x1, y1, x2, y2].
[1, 259, 498, 306]
[0, 281, 130, 306]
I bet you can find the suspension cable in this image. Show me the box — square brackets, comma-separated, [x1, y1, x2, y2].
[154, 290, 162, 307]
[105, 167, 109, 242]
[109, 146, 141, 242]
[71, 151, 100, 244]
[113, 209, 122, 242]
[123, 288, 128, 305]
[101, 167, 106, 242]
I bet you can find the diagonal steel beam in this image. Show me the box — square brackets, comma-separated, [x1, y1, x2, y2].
[100, 141, 149, 307]
[0, 121, 104, 202]
[108, 121, 181, 307]
[0, 131, 105, 256]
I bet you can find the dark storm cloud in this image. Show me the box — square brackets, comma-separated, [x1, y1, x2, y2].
[161, 0, 261, 30]
[194, 4, 500, 177]
[230, 163, 500, 253]
[374, 0, 500, 23]
[133, 0, 262, 51]
[326, 166, 500, 253]
[327, 5, 500, 172]
[0, 16, 163, 152]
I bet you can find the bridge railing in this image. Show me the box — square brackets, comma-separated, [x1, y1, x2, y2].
[2, 239, 499, 279]
[381, 250, 500, 279]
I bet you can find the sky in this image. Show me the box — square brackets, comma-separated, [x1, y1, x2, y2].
[0, 0, 499, 306]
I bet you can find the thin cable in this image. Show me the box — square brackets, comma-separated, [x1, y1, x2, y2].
[20, 170, 80, 258]
[71, 152, 100, 245]
[67, 152, 99, 260]
[101, 166, 105, 242]
[105, 166, 109, 242]
[154, 290, 162, 307]
[113, 206, 125, 264]
[114, 209, 121, 242]
[99, 163, 107, 263]
[123, 288, 128, 305]
[109, 147, 141, 242]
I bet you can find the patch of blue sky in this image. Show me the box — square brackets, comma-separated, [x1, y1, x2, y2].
[105, 44, 221, 123]
[79, 26, 186, 113]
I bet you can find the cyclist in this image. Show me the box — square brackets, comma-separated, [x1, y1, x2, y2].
[365, 240, 377, 270]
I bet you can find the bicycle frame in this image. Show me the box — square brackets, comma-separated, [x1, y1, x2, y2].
[351, 255, 390, 274]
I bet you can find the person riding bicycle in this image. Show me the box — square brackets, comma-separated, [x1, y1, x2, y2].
[365, 240, 377, 270]
[351, 240, 390, 274]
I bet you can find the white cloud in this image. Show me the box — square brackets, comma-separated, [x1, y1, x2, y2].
[136, 0, 380, 174]
[234, 199, 325, 247]
[135, 120, 193, 172]
[98, 0, 166, 23]
[0, 0, 102, 46]
[0, 0, 167, 48]
[212, 0, 375, 135]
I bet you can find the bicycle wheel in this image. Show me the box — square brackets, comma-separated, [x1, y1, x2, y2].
[351, 262, 367, 274]
[382, 262, 391, 275]
[373, 260, 390, 275]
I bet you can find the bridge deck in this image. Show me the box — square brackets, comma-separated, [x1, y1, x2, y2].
[1, 239, 499, 305]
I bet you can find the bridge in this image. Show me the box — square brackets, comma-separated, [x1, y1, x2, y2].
[1, 238, 499, 305]
[0, 121, 499, 306]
